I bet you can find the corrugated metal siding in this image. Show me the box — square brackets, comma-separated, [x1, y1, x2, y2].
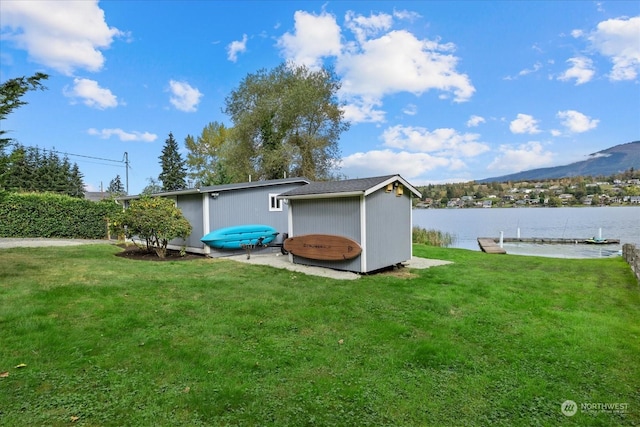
[170, 193, 204, 249]
[365, 188, 412, 271]
[290, 197, 362, 272]
[208, 183, 302, 243]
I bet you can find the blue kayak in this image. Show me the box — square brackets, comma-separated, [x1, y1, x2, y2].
[201, 224, 278, 249]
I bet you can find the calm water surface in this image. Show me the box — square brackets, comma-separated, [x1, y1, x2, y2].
[412, 206, 640, 258]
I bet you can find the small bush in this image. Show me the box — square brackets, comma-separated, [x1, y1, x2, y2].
[412, 226, 456, 247]
[110, 196, 192, 258]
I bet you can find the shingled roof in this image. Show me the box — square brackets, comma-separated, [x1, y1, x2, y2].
[278, 174, 421, 199]
[117, 177, 309, 200]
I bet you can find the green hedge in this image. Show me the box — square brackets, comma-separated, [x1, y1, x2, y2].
[0, 192, 121, 239]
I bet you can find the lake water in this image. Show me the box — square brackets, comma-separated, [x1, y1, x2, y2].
[412, 206, 640, 258]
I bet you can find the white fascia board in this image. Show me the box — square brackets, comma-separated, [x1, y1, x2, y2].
[360, 194, 367, 273]
[117, 188, 202, 201]
[287, 200, 294, 263]
[364, 175, 421, 198]
[202, 192, 211, 255]
[278, 191, 364, 200]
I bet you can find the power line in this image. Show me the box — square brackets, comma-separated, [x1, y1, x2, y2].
[10, 144, 130, 193]
[41, 147, 125, 164]
[9, 143, 125, 164]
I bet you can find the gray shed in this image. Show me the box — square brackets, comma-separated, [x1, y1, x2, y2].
[278, 174, 421, 273]
[119, 177, 309, 256]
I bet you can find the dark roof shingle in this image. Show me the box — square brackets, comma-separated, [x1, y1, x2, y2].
[279, 174, 421, 198]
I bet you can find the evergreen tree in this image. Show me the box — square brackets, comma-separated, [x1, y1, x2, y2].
[107, 174, 126, 196]
[68, 163, 85, 198]
[2, 145, 84, 197]
[3, 145, 28, 190]
[0, 73, 49, 148]
[158, 132, 187, 191]
[0, 73, 48, 189]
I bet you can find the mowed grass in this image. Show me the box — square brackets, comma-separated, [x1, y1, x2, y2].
[0, 244, 638, 426]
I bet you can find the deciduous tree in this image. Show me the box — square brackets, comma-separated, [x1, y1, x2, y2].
[185, 122, 231, 186]
[223, 62, 349, 181]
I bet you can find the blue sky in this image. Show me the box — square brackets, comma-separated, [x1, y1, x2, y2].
[1, 1, 639, 194]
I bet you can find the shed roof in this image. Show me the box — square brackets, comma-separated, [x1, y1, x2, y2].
[117, 177, 310, 201]
[200, 177, 309, 194]
[278, 174, 421, 199]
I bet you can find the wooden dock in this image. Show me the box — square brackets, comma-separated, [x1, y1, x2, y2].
[499, 237, 619, 244]
[477, 236, 621, 254]
[477, 238, 507, 254]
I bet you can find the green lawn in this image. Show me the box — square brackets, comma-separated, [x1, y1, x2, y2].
[1, 244, 638, 426]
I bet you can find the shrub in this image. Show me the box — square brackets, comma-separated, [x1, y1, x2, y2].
[110, 196, 192, 258]
[0, 191, 120, 239]
[412, 226, 456, 247]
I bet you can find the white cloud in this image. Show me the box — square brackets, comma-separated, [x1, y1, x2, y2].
[381, 125, 490, 158]
[488, 141, 554, 171]
[277, 10, 342, 69]
[64, 78, 118, 109]
[345, 11, 393, 44]
[519, 61, 543, 76]
[0, 0, 123, 75]
[339, 149, 454, 180]
[277, 10, 475, 124]
[466, 115, 486, 127]
[340, 97, 386, 123]
[393, 10, 421, 21]
[402, 104, 418, 116]
[227, 34, 248, 62]
[168, 80, 203, 112]
[583, 16, 640, 81]
[338, 29, 474, 103]
[338, 123, 489, 180]
[571, 29, 585, 38]
[556, 110, 599, 133]
[558, 57, 595, 85]
[88, 128, 157, 142]
[504, 62, 543, 80]
[510, 114, 541, 134]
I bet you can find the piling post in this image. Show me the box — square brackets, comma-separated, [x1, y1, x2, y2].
[499, 231, 504, 248]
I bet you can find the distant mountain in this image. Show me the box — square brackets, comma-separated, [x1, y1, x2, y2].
[478, 141, 640, 183]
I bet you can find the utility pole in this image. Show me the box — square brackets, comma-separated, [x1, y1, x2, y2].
[123, 152, 129, 195]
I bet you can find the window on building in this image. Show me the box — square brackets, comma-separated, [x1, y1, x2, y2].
[269, 193, 283, 211]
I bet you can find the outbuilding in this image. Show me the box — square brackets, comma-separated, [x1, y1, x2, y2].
[119, 177, 309, 257]
[278, 174, 421, 273]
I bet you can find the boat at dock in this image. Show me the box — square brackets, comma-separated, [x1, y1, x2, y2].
[584, 237, 618, 244]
